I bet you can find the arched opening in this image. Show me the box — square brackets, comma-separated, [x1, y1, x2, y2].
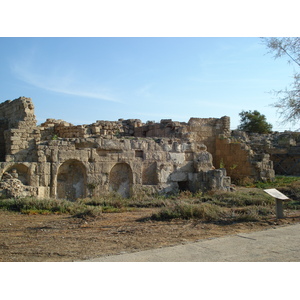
[2, 164, 30, 185]
[109, 163, 133, 198]
[57, 159, 86, 200]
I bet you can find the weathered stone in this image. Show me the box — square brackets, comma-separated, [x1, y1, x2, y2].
[0, 96, 280, 200]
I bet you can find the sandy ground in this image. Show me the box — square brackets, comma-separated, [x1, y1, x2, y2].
[1, 208, 300, 262]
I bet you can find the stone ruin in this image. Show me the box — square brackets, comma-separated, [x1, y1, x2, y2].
[231, 130, 300, 177]
[0, 97, 277, 200]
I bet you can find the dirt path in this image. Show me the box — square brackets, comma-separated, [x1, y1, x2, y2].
[1, 209, 300, 262]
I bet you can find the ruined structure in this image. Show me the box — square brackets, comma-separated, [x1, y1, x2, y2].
[231, 130, 300, 176]
[0, 97, 276, 200]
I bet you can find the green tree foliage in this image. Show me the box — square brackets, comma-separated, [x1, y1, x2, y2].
[238, 110, 273, 133]
[262, 37, 300, 125]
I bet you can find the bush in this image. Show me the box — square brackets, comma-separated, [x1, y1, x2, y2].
[151, 202, 225, 221]
[229, 206, 274, 222]
[0, 197, 76, 214]
[72, 206, 102, 220]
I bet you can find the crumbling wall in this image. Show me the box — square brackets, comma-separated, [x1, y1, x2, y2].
[187, 116, 231, 154]
[215, 136, 275, 182]
[134, 119, 188, 138]
[40, 118, 143, 140]
[0, 97, 38, 162]
[235, 131, 300, 176]
[0, 119, 8, 161]
[3, 96, 281, 200]
[0, 171, 36, 198]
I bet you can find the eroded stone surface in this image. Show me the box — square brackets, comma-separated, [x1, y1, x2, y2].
[0, 97, 277, 200]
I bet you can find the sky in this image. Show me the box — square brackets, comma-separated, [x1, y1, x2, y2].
[0, 37, 298, 131]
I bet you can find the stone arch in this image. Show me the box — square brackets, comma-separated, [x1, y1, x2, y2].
[2, 163, 30, 185]
[57, 159, 86, 200]
[109, 163, 133, 198]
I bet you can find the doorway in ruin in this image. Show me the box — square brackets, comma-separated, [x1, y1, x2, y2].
[178, 180, 189, 192]
[57, 160, 86, 200]
[109, 163, 133, 198]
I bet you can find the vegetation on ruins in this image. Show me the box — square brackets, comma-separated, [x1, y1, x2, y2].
[262, 37, 300, 125]
[238, 110, 273, 133]
[1, 175, 300, 223]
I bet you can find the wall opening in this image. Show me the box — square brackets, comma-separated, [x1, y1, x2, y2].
[142, 162, 158, 185]
[57, 159, 86, 200]
[109, 163, 133, 198]
[178, 181, 189, 192]
[135, 150, 143, 158]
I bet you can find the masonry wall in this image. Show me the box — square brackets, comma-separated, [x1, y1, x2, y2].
[0, 119, 8, 161]
[215, 138, 255, 181]
[0, 96, 278, 200]
[1, 136, 231, 199]
[231, 131, 300, 177]
[215, 137, 275, 182]
[0, 97, 38, 162]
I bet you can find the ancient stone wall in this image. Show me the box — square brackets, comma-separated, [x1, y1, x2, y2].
[215, 136, 275, 182]
[0, 97, 38, 162]
[40, 118, 143, 140]
[233, 131, 300, 176]
[0, 97, 36, 128]
[133, 117, 231, 154]
[0, 96, 278, 200]
[187, 116, 231, 154]
[0, 119, 8, 161]
[134, 119, 188, 139]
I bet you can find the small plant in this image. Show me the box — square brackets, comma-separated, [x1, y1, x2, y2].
[51, 134, 59, 140]
[72, 206, 102, 220]
[230, 164, 238, 170]
[114, 130, 121, 137]
[220, 158, 225, 169]
[87, 183, 98, 190]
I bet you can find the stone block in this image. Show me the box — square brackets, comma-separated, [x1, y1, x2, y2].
[168, 152, 185, 164]
[170, 172, 188, 182]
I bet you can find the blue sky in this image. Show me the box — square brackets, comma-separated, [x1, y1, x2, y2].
[0, 37, 297, 131]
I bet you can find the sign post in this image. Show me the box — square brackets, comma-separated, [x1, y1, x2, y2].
[263, 188, 290, 219]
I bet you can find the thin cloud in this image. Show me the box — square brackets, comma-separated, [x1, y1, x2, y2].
[188, 77, 282, 84]
[135, 83, 154, 98]
[10, 56, 122, 103]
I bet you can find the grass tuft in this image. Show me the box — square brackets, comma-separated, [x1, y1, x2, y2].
[72, 206, 102, 220]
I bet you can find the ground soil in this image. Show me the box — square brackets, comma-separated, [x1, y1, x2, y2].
[1, 207, 300, 262]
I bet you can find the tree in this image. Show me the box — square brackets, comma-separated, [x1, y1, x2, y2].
[262, 37, 300, 125]
[238, 110, 273, 133]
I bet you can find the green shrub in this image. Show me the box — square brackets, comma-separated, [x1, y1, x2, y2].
[151, 202, 225, 221]
[0, 197, 76, 214]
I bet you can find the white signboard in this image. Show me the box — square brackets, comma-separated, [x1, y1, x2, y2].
[264, 188, 289, 200]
